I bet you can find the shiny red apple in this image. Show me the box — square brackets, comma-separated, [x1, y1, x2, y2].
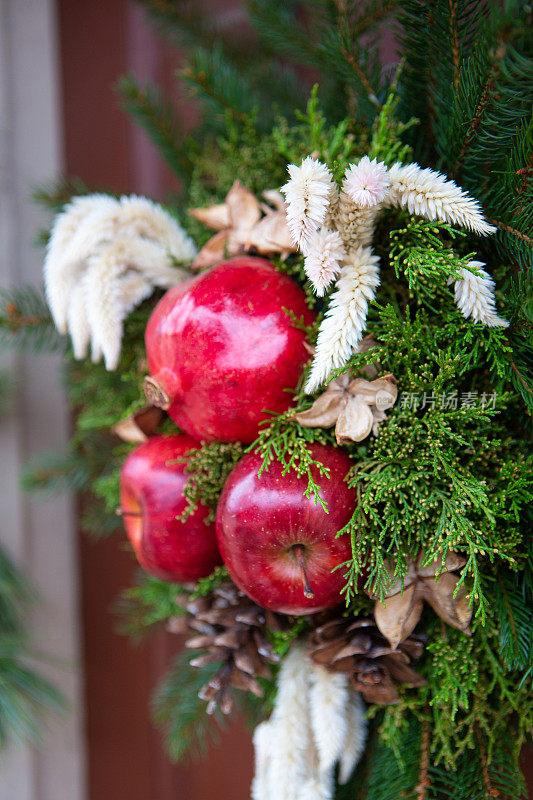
[144, 257, 314, 443]
[215, 444, 357, 614]
[119, 434, 222, 582]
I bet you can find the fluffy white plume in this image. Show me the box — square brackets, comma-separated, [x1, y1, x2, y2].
[67, 278, 91, 360]
[306, 247, 381, 393]
[450, 261, 509, 327]
[343, 156, 390, 207]
[251, 721, 274, 800]
[304, 228, 346, 295]
[282, 157, 335, 251]
[309, 665, 350, 774]
[44, 193, 196, 370]
[388, 162, 496, 235]
[44, 194, 117, 334]
[251, 645, 368, 800]
[298, 775, 334, 800]
[269, 645, 314, 800]
[338, 692, 367, 784]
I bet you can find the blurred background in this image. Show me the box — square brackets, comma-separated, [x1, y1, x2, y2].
[0, 2, 253, 799]
[0, 2, 531, 800]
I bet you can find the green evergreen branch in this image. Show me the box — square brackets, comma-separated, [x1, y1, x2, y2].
[250, 411, 335, 512]
[116, 572, 187, 641]
[0, 546, 65, 749]
[0, 285, 61, 353]
[181, 45, 254, 125]
[117, 75, 191, 179]
[32, 176, 90, 212]
[152, 650, 224, 762]
[179, 441, 245, 523]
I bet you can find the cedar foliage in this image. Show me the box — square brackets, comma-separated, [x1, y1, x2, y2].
[1, 0, 531, 793]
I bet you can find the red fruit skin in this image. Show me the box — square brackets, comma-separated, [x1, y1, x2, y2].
[216, 444, 357, 614]
[145, 257, 315, 443]
[120, 434, 222, 582]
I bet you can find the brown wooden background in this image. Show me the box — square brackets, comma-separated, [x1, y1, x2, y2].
[58, 2, 253, 798]
[58, 2, 533, 798]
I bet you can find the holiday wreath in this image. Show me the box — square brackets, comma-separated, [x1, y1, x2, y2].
[2, 1, 532, 797]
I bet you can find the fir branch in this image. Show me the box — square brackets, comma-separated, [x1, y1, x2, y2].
[415, 713, 431, 800]
[485, 216, 533, 246]
[32, 176, 90, 212]
[181, 45, 254, 125]
[0, 285, 61, 353]
[20, 451, 92, 496]
[117, 75, 191, 179]
[116, 572, 187, 640]
[152, 650, 223, 762]
[0, 546, 64, 749]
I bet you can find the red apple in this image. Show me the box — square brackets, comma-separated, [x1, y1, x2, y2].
[215, 444, 356, 614]
[144, 257, 314, 443]
[119, 434, 222, 582]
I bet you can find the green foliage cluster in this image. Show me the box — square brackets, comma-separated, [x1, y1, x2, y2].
[116, 572, 187, 641]
[0, 545, 64, 749]
[179, 442, 245, 523]
[1, 0, 531, 793]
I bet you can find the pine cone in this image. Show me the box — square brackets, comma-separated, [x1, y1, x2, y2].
[170, 581, 287, 715]
[308, 618, 426, 704]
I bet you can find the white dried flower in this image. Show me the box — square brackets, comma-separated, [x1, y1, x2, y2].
[306, 247, 381, 393]
[388, 162, 496, 235]
[269, 645, 314, 800]
[250, 646, 367, 800]
[343, 156, 390, 208]
[450, 261, 509, 327]
[251, 721, 275, 800]
[304, 228, 346, 296]
[44, 193, 196, 370]
[335, 190, 383, 250]
[282, 157, 335, 251]
[338, 692, 367, 784]
[309, 665, 349, 774]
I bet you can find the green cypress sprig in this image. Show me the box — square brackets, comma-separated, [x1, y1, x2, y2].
[179, 441, 245, 524]
[251, 411, 335, 512]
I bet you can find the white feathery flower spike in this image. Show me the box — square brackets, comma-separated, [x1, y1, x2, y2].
[44, 193, 196, 370]
[282, 152, 502, 398]
[306, 247, 381, 393]
[304, 228, 346, 296]
[269, 645, 314, 800]
[309, 665, 350, 774]
[450, 261, 509, 328]
[250, 646, 367, 800]
[298, 775, 334, 800]
[387, 162, 496, 235]
[44, 194, 117, 334]
[335, 190, 383, 249]
[251, 721, 274, 800]
[338, 691, 367, 784]
[282, 157, 335, 251]
[343, 156, 390, 208]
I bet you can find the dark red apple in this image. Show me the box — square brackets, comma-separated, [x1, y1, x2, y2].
[144, 257, 314, 443]
[215, 444, 356, 614]
[119, 434, 222, 582]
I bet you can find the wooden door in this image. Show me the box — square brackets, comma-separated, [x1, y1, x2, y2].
[58, 2, 253, 798]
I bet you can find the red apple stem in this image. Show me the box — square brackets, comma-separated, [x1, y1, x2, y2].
[115, 507, 142, 518]
[293, 544, 315, 599]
